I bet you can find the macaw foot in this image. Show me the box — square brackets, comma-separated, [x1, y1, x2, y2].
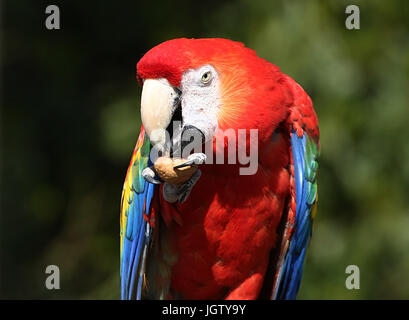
[163, 169, 202, 203]
[142, 153, 206, 203]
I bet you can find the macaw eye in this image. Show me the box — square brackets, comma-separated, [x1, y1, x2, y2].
[201, 71, 212, 84]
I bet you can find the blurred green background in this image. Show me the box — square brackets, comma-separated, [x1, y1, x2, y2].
[1, 0, 409, 299]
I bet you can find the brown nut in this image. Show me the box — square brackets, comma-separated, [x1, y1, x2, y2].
[154, 157, 198, 185]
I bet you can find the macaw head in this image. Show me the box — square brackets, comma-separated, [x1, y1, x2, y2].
[137, 38, 292, 156]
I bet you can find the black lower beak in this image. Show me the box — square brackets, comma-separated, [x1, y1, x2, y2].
[181, 125, 205, 155]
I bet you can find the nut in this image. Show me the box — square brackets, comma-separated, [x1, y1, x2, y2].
[154, 157, 198, 185]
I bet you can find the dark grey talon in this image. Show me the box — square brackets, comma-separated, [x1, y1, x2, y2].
[173, 153, 207, 169]
[142, 167, 161, 184]
[173, 159, 194, 169]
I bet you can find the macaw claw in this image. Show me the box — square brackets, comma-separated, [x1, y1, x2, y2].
[173, 153, 207, 169]
[142, 167, 161, 184]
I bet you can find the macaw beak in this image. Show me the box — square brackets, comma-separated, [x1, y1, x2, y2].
[140, 78, 180, 152]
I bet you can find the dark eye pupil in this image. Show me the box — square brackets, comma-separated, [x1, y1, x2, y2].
[202, 72, 211, 83]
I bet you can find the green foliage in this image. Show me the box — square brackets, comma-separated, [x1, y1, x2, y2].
[1, 0, 408, 299]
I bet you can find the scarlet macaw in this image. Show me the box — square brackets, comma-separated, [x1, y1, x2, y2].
[120, 38, 319, 300]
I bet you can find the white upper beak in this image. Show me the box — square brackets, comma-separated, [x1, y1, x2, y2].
[140, 78, 179, 152]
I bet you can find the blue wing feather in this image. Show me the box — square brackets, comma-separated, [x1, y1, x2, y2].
[120, 129, 158, 300]
[274, 131, 318, 299]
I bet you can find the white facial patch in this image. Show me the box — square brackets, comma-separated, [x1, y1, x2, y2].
[180, 65, 220, 143]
